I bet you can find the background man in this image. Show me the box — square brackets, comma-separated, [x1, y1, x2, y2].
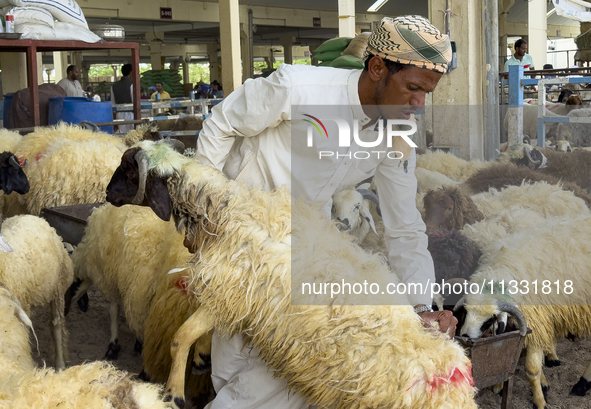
[150, 82, 170, 100]
[504, 39, 535, 72]
[57, 65, 84, 97]
[197, 15, 455, 409]
[110, 63, 134, 133]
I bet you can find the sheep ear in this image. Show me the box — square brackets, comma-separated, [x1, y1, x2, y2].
[360, 206, 377, 235]
[145, 175, 172, 221]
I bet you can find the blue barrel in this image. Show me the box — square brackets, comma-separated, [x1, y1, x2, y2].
[3, 94, 14, 129]
[48, 97, 114, 134]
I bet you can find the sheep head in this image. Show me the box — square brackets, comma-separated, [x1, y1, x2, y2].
[0, 151, 29, 195]
[458, 294, 527, 338]
[106, 138, 186, 221]
[331, 188, 379, 242]
[515, 146, 548, 170]
[423, 187, 484, 232]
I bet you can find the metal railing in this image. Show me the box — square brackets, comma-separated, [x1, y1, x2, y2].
[506, 65, 591, 147]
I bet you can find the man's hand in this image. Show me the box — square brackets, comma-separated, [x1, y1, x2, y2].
[416, 308, 458, 337]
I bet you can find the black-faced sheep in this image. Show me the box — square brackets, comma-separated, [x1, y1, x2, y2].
[105, 141, 477, 409]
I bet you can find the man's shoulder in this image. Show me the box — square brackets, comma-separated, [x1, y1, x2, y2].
[278, 63, 352, 87]
[56, 78, 68, 86]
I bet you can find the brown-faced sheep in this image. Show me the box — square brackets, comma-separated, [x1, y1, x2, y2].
[424, 181, 591, 232]
[463, 162, 591, 206]
[423, 187, 484, 231]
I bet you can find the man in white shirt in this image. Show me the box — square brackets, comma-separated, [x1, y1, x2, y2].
[197, 15, 456, 409]
[504, 39, 535, 72]
[57, 65, 85, 97]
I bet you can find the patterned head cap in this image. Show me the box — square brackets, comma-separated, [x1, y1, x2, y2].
[366, 15, 452, 74]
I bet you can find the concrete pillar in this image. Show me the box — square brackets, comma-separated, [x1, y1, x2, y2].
[181, 56, 190, 84]
[429, 0, 485, 160]
[528, 0, 546, 70]
[80, 61, 91, 89]
[484, 0, 500, 160]
[53, 52, 68, 82]
[36, 53, 44, 86]
[338, 0, 356, 38]
[240, 7, 253, 81]
[280, 37, 293, 65]
[219, 0, 242, 94]
[207, 43, 220, 83]
[0, 53, 27, 94]
[146, 32, 164, 70]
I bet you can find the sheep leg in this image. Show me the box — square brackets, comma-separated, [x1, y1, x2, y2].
[570, 358, 591, 396]
[525, 346, 547, 409]
[105, 302, 121, 360]
[191, 329, 213, 375]
[165, 307, 215, 409]
[544, 341, 561, 367]
[50, 296, 66, 371]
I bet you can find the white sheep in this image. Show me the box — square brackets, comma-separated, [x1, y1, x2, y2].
[105, 141, 477, 409]
[416, 149, 489, 182]
[0, 285, 170, 409]
[503, 102, 562, 141]
[556, 108, 591, 147]
[0, 214, 73, 370]
[70, 203, 213, 400]
[459, 215, 591, 409]
[70, 204, 188, 356]
[331, 187, 380, 242]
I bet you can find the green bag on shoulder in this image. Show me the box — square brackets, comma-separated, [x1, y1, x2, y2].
[330, 55, 365, 69]
[313, 50, 343, 62]
[314, 37, 352, 53]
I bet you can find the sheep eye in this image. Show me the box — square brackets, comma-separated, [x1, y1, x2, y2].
[354, 204, 360, 211]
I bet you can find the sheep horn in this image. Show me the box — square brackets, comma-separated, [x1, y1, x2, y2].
[79, 121, 100, 132]
[453, 296, 465, 312]
[355, 177, 374, 189]
[9, 155, 22, 169]
[156, 137, 185, 153]
[356, 189, 381, 217]
[497, 302, 528, 336]
[132, 150, 149, 205]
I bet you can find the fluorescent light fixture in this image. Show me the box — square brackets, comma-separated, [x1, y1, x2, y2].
[367, 0, 388, 12]
[547, 7, 556, 17]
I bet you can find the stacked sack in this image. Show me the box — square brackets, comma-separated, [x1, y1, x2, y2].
[313, 32, 370, 70]
[1, 0, 101, 42]
[140, 70, 185, 98]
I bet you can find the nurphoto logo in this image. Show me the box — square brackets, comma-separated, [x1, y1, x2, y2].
[304, 115, 418, 160]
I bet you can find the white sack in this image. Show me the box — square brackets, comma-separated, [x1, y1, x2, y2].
[16, 21, 100, 42]
[7, 0, 87, 28]
[4, 6, 55, 28]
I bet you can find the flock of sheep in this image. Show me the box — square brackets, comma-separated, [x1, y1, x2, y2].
[0, 110, 591, 409]
[332, 141, 591, 409]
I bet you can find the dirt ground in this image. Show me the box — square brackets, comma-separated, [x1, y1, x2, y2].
[30, 289, 591, 409]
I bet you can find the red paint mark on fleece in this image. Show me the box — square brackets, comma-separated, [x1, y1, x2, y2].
[35, 153, 45, 161]
[427, 366, 474, 393]
[174, 277, 189, 294]
[18, 157, 26, 167]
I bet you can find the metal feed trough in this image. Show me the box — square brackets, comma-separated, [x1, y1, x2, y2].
[41, 203, 102, 246]
[455, 310, 531, 409]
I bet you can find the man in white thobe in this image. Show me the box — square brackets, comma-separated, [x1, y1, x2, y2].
[196, 15, 456, 409]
